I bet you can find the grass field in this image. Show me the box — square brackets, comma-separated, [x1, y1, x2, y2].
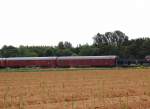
[1, 68, 150, 109]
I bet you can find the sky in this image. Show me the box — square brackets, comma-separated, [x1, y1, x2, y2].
[0, 0, 150, 48]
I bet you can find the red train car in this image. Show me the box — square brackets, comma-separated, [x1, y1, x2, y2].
[57, 56, 118, 67]
[0, 58, 6, 68]
[5, 57, 57, 68]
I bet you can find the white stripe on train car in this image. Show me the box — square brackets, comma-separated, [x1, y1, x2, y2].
[6, 57, 57, 61]
[57, 55, 117, 60]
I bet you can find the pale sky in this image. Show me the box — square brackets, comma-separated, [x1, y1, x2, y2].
[0, 0, 150, 48]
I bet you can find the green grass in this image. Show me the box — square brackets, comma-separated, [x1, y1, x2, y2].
[0, 67, 114, 72]
[0, 66, 150, 72]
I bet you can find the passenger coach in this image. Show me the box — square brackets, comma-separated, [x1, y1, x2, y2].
[5, 57, 57, 68]
[57, 56, 118, 67]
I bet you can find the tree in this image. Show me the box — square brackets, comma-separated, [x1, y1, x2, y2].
[79, 44, 99, 56]
[138, 38, 150, 59]
[64, 41, 72, 49]
[93, 30, 128, 46]
[58, 41, 64, 49]
[44, 48, 54, 56]
[58, 41, 72, 49]
[1, 45, 18, 57]
[18, 46, 38, 57]
[113, 30, 128, 46]
[54, 48, 73, 56]
[93, 33, 106, 46]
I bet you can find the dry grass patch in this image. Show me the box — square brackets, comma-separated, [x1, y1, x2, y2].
[1, 69, 150, 109]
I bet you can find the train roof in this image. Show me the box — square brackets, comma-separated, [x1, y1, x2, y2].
[0, 58, 5, 60]
[57, 55, 118, 60]
[0, 56, 118, 60]
[5, 57, 57, 60]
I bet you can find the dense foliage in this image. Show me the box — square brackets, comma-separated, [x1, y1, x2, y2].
[0, 30, 150, 59]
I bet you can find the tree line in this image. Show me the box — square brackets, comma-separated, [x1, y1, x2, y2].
[0, 30, 150, 59]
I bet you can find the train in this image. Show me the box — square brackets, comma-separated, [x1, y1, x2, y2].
[0, 55, 150, 68]
[0, 56, 118, 68]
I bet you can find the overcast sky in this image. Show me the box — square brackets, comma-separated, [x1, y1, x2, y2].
[0, 0, 150, 47]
